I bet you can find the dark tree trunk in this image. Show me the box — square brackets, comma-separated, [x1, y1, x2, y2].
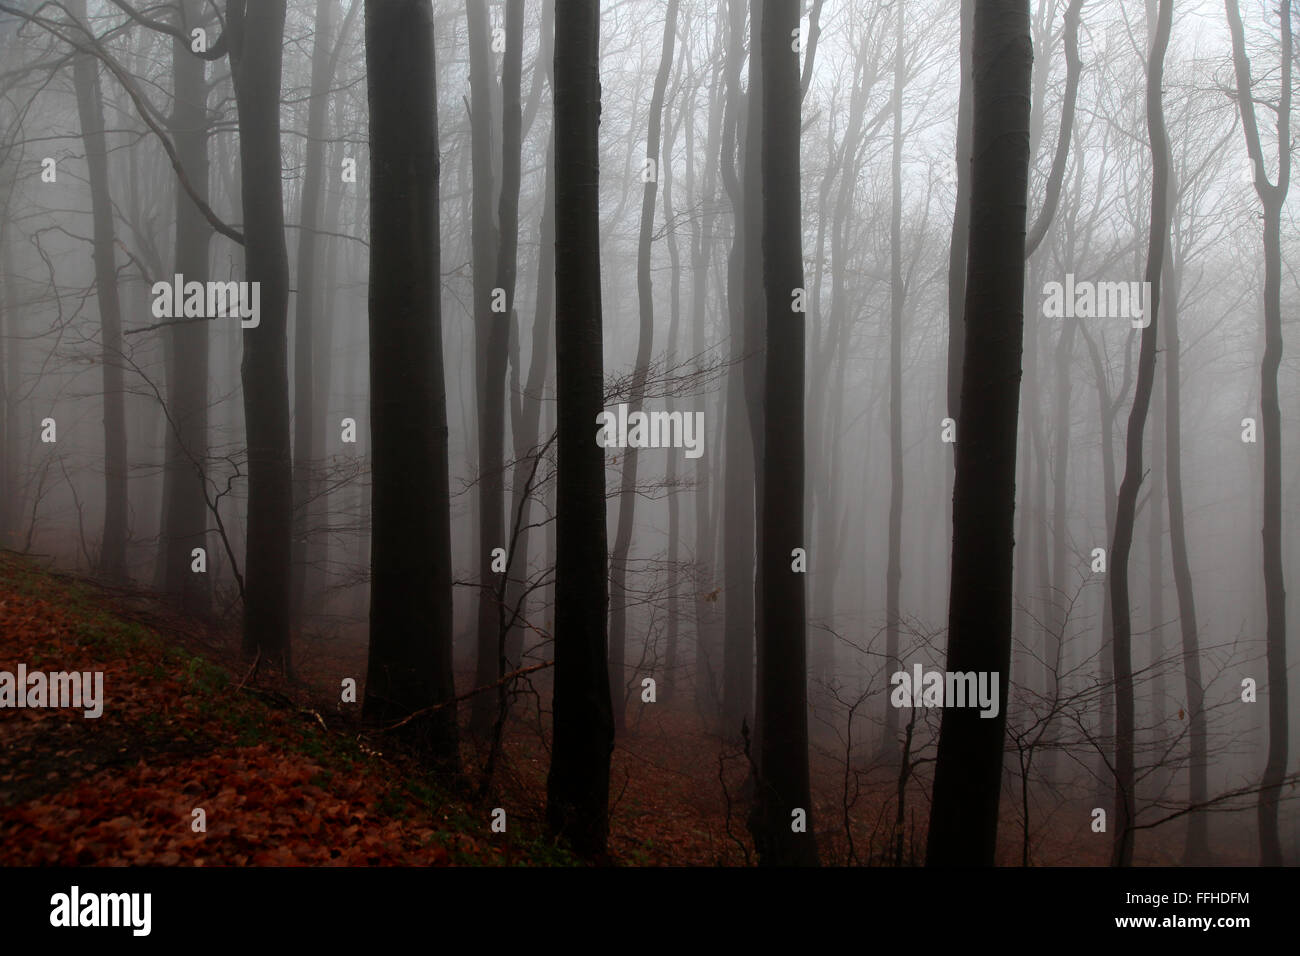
[946, 0, 974, 424]
[742, 0, 766, 739]
[504, 0, 555, 683]
[290, 0, 337, 636]
[361, 0, 459, 773]
[691, 20, 725, 717]
[719, 0, 754, 737]
[467, 0, 505, 736]
[662, 80, 684, 701]
[1041, 1, 1084, 780]
[1082, 322, 1121, 807]
[160, 0, 212, 616]
[749, 0, 817, 869]
[546, 0, 614, 859]
[884, 0, 905, 752]
[1107, 0, 1171, 868]
[70, 0, 128, 582]
[481, 0, 525, 748]
[608, 0, 678, 731]
[1162, 231, 1210, 863]
[1225, 0, 1291, 867]
[229, 0, 293, 670]
[925, 0, 1031, 867]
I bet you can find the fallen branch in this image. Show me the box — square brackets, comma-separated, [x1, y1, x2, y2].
[379, 661, 554, 734]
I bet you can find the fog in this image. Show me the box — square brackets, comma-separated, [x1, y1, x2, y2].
[0, 0, 1296, 866]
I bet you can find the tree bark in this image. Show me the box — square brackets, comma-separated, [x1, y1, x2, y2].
[884, 0, 906, 752]
[608, 0, 678, 731]
[290, 0, 337, 636]
[228, 0, 293, 670]
[1107, 0, 1171, 867]
[750, 0, 817, 868]
[467, 0, 505, 736]
[546, 0, 614, 859]
[1225, 0, 1291, 867]
[719, 0, 754, 737]
[925, 0, 1031, 867]
[1162, 223, 1210, 863]
[361, 0, 459, 773]
[70, 0, 128, 583]
[158, 0, 213, 616]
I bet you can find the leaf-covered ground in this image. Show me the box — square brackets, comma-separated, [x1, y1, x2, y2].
[0, 553, 573, 866]
[1, 552, 1224, 866]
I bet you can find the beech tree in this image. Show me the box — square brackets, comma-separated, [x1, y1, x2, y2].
[926, 0, 1032, 866]
[228, 0, 293, 671]
[609, 0, 678, 731]
[1225, 0, 1291, 868]
[547, 0, 615, 858]
[69, 0, 128, 583]
[750, 0, 816, 868]
[361, 0, 459, 772]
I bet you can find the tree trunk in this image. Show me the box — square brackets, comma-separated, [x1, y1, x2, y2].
[467, 0, 505, 736]
[481, 0, 525, 748]
[608, 0, 678, 731]
[1225, 0, 1291, 867]
[229, 0, 293, 670]
[884, 0, 906, 752]
[925, 0, 1031, 867]
[662, 79, 684, 701]
[290, 0, 337, 637]
[750, 0, 817, 868]
[947, 0, 974, 425]
[719, 0, 754, 736]
[691, 20, 725, 717]
[159, 0, 213, 616]
[1163, 224, 1210, 863]
[361, 0, 459, 773]
[70, 0, 128, 582]
[547, 0, 614, 859]
[1107, 0, 1171, 868]
[504, 0, 556, 682]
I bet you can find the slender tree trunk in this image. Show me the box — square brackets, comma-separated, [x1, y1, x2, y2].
[504, 0, 555, 678]
[719, 0, 754, 736]
[608, 0, 678, 731]
[159, 0, 213, 615]
[947, 0, 974, 425]
[547, 0, 614, 859]
[1083, 324, 1119, 807]
[750, 0, 817, 868]
[884, 0, 906, 752]
[468, 0, 505, 736]
[362, 0, 459, 773]
[290, 0, 336, 637]
[70, 0, 128, 582]
[229, 0, 293, 670]
[1225, 0, 1291, 867]
[925, 0, 1031, 867]
[1163, 226, 1209, 863]
[691, 22, 724, 717]
[482, 0, 525, 743]
[743, 0, 766, 737]
[1108, 0, 1171, 868]
[662, 81, 684, 700]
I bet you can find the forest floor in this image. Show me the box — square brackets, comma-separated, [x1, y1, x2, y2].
[0, 551, 1231, 866]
